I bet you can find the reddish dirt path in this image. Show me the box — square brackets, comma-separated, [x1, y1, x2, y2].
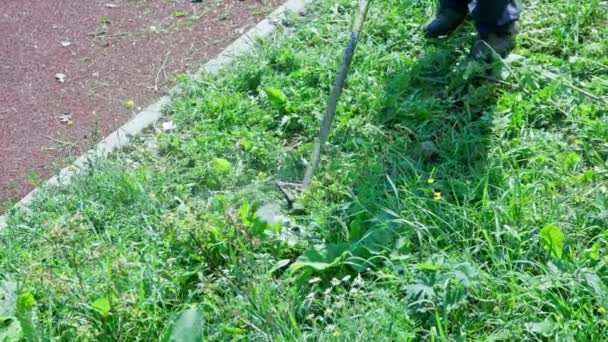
[0, 0, 282, 205]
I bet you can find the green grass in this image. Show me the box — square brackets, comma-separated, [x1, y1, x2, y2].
[2, 0, 608, 340]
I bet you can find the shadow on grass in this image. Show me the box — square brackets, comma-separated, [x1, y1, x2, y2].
[344, 39, 507, 248]
[386, 44, 499, 166]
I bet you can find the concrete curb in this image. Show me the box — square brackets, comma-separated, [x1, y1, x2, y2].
[0, 0, 313, 229]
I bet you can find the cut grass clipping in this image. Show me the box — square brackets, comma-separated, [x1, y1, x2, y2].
[2, 0, 608, 340]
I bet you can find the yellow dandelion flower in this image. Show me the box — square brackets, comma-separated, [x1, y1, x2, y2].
[427, 178, 435, 185]
[600, 307, 606, 314]
[433, 191, 442, 201]
[125, 100, 135, 109]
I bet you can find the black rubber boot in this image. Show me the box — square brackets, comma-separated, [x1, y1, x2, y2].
[424, 7, 468, 39]
[470, 23, 517, 61]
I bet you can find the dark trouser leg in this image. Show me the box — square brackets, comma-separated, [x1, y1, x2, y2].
[472, 0, 520, 35]
[470, 0, 521, 59]
[440, 0, 471, 13]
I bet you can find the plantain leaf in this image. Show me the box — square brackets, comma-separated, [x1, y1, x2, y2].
[540, 225, 565, 259]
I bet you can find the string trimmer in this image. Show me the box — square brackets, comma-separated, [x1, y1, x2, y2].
[277, 0, 371, 207]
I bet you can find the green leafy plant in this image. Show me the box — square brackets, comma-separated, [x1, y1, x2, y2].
[16, 292, 38, 342]
[263, 87, 288, 108]
[91, 297, 111, 318]
[540, 225, 565, 259]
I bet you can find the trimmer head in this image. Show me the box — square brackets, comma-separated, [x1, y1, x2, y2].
[275, 181, 306, 214]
